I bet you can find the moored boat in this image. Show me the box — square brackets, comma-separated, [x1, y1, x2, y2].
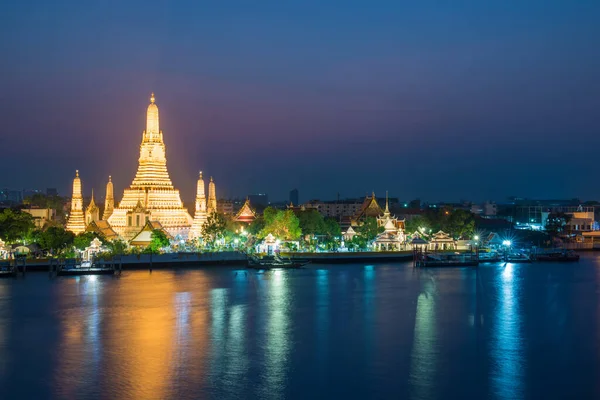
[504, 253, 532, 263]
[0, 261, 16, 278]
[533, 250, 580, 262]
[247, 254, 310, 269]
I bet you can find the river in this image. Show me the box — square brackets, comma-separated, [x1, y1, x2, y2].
[1, 256, 599, 399]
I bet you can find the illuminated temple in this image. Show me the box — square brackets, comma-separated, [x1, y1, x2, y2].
[66, 170, 86, 234]
[107, 94, 193, 240]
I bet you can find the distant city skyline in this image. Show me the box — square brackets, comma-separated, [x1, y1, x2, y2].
[1, 1, 599, 203]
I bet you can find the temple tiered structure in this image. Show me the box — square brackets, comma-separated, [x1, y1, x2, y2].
[102, 176, 114, 220]
[66, 170, 86, 234]
[373, 193, 405, 250]
[207, 177, 217, 214]
[107, 93, 193, 240]
[189, 171, 208, 239]
[85, 189, 100, 225]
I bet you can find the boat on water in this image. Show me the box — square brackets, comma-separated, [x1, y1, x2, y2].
[0, 262, 16, 278]
[504, 253, 532, 263]
[56, 260, 116, 276]
[415, 252, 479, 267]
[247, 254, 310, 269]
[478, 252, 502, 263]
[533, 250, 580, 262]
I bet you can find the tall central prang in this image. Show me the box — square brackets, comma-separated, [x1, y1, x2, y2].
[107, 93, 193, 239]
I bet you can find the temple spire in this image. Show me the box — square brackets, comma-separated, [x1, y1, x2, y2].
[106, 94, 193, 240]
[385, 191, 390, 213]
[103, 175, 114, 220]
[146, 92, 160, 138]
[85, 188, 99, 225]
[207, 177, 217, 214]
[66, 170, 85, 234]
[189, 170, 208, 239]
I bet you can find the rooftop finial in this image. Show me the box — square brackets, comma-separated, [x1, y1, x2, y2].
[385, 190, 390, 212]
[150, 92, 155, 103]
[76, 170, 79, 177]
[108, 175, 112, 182]
[199, 171, 203, 179]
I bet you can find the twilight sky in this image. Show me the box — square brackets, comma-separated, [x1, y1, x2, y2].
[1, 0, 599, 206]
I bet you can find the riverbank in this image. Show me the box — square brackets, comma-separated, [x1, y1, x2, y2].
[4, 250, 418, 272]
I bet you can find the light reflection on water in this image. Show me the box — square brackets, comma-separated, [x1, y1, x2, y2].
[261, 269, 291, 400]
[491, 263, 525, 399]
[409, 280, 437, 400]
[1, 259, 600, 399]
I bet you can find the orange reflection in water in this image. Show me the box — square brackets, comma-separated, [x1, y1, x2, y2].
[54, 271, 211, 399]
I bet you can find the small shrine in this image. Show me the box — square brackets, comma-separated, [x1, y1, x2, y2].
[428, 231, 455, 250]
[83, 237, 106, 261]
[256, 233, 279, 254]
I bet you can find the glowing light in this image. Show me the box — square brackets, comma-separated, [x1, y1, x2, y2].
[474, 235, 479, 241]
[503, 240, 512, 246]
[107, 93, 194, 240]
[66, 170, 86, 234]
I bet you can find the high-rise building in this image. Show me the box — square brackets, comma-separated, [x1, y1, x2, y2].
[66, 170, 85, 234]
[0, 189, 22, 204]
[107, 93, 193, 239]
[217, 199, 233, 214]
[289, 188, 299, 205]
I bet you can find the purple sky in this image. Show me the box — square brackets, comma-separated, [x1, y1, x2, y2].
[1, 1, 599, 206]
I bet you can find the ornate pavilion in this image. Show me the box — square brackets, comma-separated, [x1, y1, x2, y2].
[373, 195, 406, 251]
[66, 93, 218, 243]
[340, 192, 407, 250]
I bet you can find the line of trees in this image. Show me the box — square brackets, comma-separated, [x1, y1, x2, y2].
[404, 208, 475, 239]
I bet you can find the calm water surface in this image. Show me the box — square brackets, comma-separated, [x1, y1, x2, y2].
[1, 256, 600, 399]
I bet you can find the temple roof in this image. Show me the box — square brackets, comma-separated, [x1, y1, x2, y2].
[86, 220, 119, 241]
[430, 230, 454, 241]
[233, 198, 256, 223]
[130, 220, 173, 247]
[354, 192, 383, 220]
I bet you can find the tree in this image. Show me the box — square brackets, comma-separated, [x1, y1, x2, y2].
[247, 217, 265, 236]
[445, 209, 475, 239]
[357, 216, 383, 242]
[321, 218, 342, 250]
[324, 218, 341, 238]
[149, 229, 170, 252]
[545, 212, 572, 238]
[106, 239, 128, 255]
[297, 209, 326, 237]
[201, 212, 228, 247]
[260, 209, 301, 241]
[0, 208, 35, 243]
[36, 226, 75, 254]
[404, 215, 428, 234]
[73, 232, 98, 250]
